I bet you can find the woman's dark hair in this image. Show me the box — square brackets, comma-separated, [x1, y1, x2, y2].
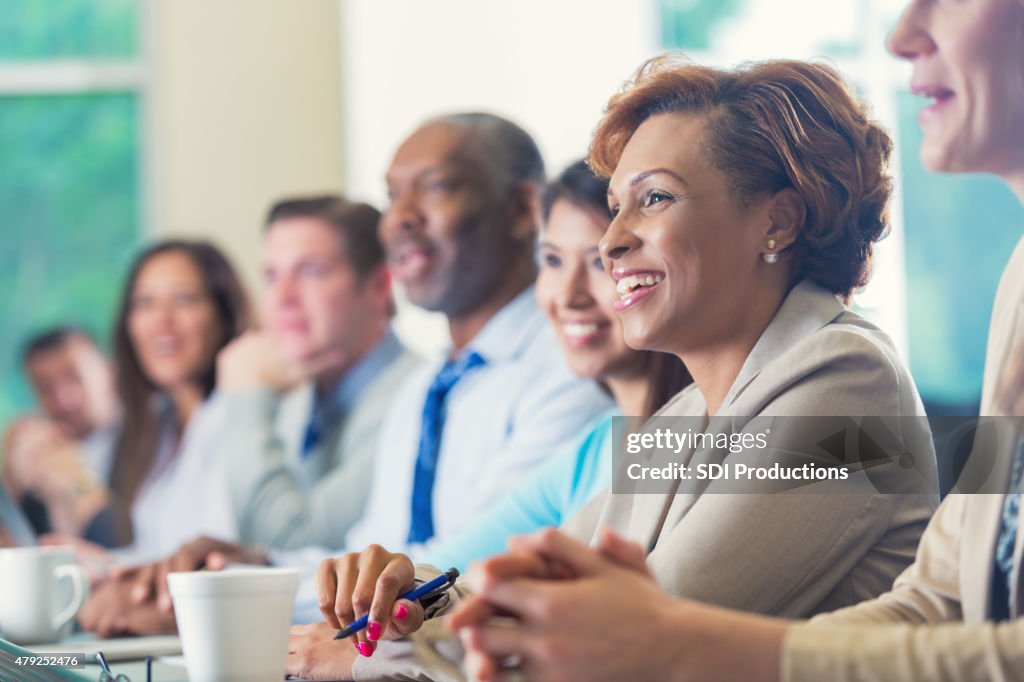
[542, 159, 610, 222]
[108, 239, 250, 543]
[590, 56, 893, 300]
[545, 160, 691, 416]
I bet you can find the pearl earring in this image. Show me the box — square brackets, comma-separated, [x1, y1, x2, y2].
[763, 238, 778, 264]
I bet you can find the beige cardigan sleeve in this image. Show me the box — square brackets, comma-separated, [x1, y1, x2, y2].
[781, 487, 1017, 682]
[796, 493, 966, 628]
[784, 619, 1024, 682]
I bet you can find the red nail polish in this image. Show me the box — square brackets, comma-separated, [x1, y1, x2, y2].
[368, 621, 382, 641]
[358, 642, 373, 657]
[395, 604, 409, 621]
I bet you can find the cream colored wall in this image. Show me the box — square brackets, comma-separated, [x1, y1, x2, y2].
[144, 0, 346, 302]
[338, 0, 659, 355]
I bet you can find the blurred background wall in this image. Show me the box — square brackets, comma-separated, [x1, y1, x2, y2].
[147, 0, 345, 291]
[2, 0, 1022, 427]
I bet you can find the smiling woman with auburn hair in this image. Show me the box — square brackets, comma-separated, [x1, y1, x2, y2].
[590, 55, 893, 302]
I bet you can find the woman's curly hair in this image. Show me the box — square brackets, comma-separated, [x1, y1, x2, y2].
[589, 55, 893, 299]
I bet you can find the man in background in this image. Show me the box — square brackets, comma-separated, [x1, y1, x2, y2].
[2, 327, 118, 534]
[215, 195, 420, 551]
[333, 112, 612, 562]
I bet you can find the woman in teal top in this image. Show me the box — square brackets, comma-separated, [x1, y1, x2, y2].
[425, 410, 616, 571]
[424, 160, 691, 572]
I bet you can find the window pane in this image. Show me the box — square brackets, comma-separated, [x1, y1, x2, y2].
[898, 91, 1024, 412]
[660, 0, 747, 50]
[0, 93, 140, 425]
[0, 0, 138, 60]
[660, 0, 864, 57]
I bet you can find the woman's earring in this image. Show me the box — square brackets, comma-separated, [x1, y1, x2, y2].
[763, 238, 778, 264]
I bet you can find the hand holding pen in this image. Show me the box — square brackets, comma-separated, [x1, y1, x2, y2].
[316, 545, 458, 658]
[333, 568, 460, 640]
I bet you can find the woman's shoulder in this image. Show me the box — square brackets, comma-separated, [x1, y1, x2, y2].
[752, 308, 923, 417]
[814, 309, 906, 375]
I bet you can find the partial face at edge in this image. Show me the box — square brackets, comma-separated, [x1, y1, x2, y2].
[889, 0, 1024, 175]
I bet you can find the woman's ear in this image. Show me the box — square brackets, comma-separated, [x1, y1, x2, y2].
[764, 187, 806, 250]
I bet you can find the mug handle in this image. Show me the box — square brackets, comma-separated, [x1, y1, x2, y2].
[51, 564, 89, 632]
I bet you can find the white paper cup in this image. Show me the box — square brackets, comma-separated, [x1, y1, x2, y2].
[0, 546, 88, 645]
[168, 568, 299, 682]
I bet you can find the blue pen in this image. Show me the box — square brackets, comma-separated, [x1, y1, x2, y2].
[333, 567, 460, 640]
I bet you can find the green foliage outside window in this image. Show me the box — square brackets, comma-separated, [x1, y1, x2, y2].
[0, 0, 140, 432]
[0, 0, 138, 60]
[0, 93, 140, 426]
[660, 0, 747, 51]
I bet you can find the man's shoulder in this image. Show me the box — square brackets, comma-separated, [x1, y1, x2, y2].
[353, 348, 426, 412]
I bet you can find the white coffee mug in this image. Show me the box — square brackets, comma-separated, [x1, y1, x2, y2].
[169, 568, 299, 682]
[0, 546, 89, 644]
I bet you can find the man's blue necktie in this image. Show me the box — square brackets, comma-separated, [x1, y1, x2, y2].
[994, 437, 1024, 617]
[407, 351, 486, 544]
[300, 408, 322, 460]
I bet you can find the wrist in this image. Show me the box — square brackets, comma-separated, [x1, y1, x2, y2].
[47, 480, 109, 537]
[656, 598, 701, 682]
[670, 601, 787, 682]
[72, 486, 111, 529]
[43, 467, 99, 502]
[218, 373, 260, 392]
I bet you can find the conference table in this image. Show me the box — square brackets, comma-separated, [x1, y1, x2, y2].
[1, 634, 187, 681]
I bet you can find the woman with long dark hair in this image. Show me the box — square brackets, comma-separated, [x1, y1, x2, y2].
[108, 239, 250, 557]
[25, 240, 249, 560]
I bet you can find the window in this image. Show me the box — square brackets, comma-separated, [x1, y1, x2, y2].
[0, 0, 143, 426]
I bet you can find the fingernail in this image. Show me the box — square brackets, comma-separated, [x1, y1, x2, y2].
[353, 643, 361, 652]
[367, 621, 382, 641]
[394, 604, 409, 621]
[358, 642, 373, 657]
[131, 586, 145, 602]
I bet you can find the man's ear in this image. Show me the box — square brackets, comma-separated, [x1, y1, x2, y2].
[509, 181, 542, 242]
[764, 187, 806, 251]
[364, 263, 394, 313]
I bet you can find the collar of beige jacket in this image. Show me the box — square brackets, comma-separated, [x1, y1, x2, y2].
[628, 280, 844, 550]
[720, 279, 844, 412]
